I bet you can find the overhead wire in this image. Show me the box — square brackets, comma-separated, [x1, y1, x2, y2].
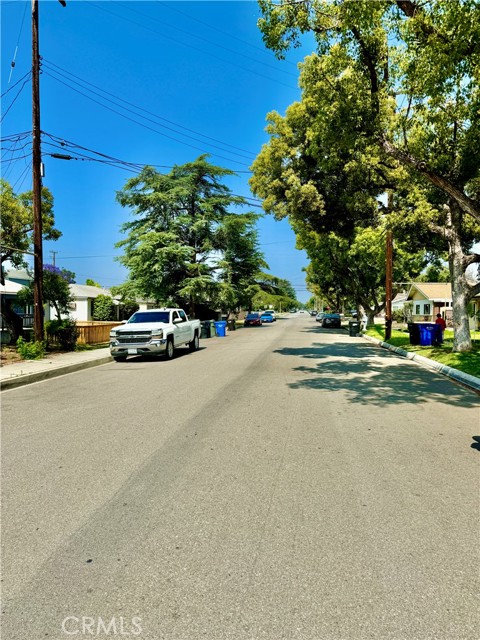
[41, 62, 255, 163]
[155, 0, 299, 67]
[42, 58, 257, 157]
[119, 1, 298, 80]
[85, 1, 297, 91]
[42, 69, 254, 168]
[2, 70, 31, 98]
[1, 75, 31, 124]
[7, 0, 28, 84]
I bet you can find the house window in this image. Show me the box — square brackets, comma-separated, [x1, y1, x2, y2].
[424, 303, 431, 315]
[415, 304, 420, 315]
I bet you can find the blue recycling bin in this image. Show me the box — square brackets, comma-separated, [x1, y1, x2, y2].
[214, 320, 227, 337]
[418, 323, 442, 346]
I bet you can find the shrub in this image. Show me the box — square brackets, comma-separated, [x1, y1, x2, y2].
[93, 294, 115, 321]
[45, 318, 79, 351]
[16, 336, 46, 360]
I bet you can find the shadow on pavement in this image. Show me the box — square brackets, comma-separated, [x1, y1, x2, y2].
[274, 342, 478, 408]
[471, 436, 480, 451]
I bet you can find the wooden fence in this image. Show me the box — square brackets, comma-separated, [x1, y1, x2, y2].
[76, 321, 123, 345]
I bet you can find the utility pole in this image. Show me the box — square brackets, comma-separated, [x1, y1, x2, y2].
[385, 192, 393, 341]
[50, 250, 58, 267]
[31, 0, 66, 342]
[32, 0, 43, 342]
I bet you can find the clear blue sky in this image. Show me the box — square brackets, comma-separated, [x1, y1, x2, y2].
[1, 1, 315, 302]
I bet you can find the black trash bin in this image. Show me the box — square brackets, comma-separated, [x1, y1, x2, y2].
[407, 322, 420, 345]
[227, 319, 236, 331]
[200, 321, 211, 339]
[349, 320, 361, 337]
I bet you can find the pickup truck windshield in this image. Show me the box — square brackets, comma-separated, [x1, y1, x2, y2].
[128, 312, 170, 324]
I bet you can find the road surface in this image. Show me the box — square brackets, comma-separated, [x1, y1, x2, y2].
[2, 314, 479, 639]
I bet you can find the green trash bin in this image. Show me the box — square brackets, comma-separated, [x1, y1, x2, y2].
[349, 320, 360, 336]
[200, 321, 211, 339]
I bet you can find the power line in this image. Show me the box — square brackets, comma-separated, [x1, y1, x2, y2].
[0, 76, 31, 124]
[120, 1, 299, 80]
[155, 0, 299, 68]
[42, 58, 257, 158]
[42, 69, 253, 168]
[42, 130, 254, 175]
[42, 61, 255, 162]
[2, 70, 31, 98]
[85, 0, 298, 92]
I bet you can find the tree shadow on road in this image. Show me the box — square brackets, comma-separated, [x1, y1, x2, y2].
[273, 342, 479, 408]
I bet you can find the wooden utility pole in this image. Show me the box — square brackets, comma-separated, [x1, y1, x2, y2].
[32, 0, 43, 342]
[31, 0, 66, 342]
[385, 192, 393, 341]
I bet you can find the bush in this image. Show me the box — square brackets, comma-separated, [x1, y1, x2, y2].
[16, 337, 46, 360]
[93, 294, 115, 321]
[45, 318, 79, 351]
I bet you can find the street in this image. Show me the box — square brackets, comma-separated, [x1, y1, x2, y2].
[2, 314, 479, 640]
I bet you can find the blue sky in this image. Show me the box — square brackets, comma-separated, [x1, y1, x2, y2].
[1, 1, 316, 302]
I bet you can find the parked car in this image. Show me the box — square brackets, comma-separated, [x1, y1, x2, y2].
[244, 313, 262, 326]
[316, 312, 325, 323]
[321, 313, 341, 328]
[109, 308, 201, 362]
[260, 312, 274, 323]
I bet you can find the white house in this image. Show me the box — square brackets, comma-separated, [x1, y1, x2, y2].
[406, 282, 480, 328]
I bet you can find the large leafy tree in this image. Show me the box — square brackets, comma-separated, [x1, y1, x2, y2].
[116, 156, 258, 317]
[299, 223, 426, 325]
[254, 0, 480, 351]
[215, 212, 268, 318]
[0, 179, 61, 284]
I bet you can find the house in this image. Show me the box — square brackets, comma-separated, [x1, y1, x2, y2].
[406, 282, 480, 328]
[55, 284, 121, 322]
[3, 269, 34, 328]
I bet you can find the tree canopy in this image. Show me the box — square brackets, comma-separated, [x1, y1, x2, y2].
[116, 156, 266, 316]
[253, 0, 480, 350]
[0, 179, 61, 284]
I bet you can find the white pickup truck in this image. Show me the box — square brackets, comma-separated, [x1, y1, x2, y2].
[109, 308, 201, 362]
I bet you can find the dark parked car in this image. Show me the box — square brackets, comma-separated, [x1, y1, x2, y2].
[321, 313, 341, 328]
[244, 313, 262, 326]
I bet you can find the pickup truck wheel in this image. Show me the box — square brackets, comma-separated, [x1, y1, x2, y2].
[189, 332, 200, 352]
[165, 338, 175, 360]
[113, 356, 127, 362]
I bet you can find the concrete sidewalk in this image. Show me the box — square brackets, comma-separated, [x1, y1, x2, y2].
[0, 348, 112, 391]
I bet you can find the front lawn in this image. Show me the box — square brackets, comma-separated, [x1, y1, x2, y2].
[364, 326, 480, 378]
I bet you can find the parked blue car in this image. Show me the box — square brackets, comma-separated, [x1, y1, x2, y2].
[260, 312, 274, 323]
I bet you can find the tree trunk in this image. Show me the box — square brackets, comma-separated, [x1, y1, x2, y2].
[447, 204, 472, 352]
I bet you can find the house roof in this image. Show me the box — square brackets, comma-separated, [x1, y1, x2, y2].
[406, 282, 452, 301]
[5, 269, 32, 282]
[0, 280, 24, 294]
[69, 284, 113, 299]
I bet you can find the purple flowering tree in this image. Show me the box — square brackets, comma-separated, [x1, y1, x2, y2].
[17, 264, 76, 320]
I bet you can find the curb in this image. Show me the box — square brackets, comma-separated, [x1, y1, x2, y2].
[0, 355, 113, 391]
[362, 334, 480, 393]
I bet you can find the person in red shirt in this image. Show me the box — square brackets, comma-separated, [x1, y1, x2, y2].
[435, 313, 447, 331]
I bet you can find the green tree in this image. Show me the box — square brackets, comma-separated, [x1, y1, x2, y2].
[17, 264, 74, 320]
[254, 1, 480, 350]
[0, 179, 61, 284]
[92, 294, 115, 321]
[85, 278, 102, 287]
[300, 224, 426, 326]
[116, 156, 250, 317]
[215, 212, 268, 318]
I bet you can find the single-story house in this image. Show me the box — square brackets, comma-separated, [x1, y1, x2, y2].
[406, 282, 480, 328]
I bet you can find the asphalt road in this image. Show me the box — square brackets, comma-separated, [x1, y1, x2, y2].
[2, 314, 479, 640]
